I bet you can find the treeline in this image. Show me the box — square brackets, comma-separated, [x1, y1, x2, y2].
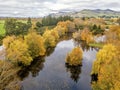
[2, 20, 75, 66]
[36, 15, 73, 27]
[4, 18, 32, 36]
[0, 20, 75, 89]
[90, 24, 104, 35]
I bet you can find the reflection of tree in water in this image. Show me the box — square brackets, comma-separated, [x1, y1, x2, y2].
[18, 57, 45, 80]
[18, 44, 57, 80]
[30, 57, 45, 77]
[46, 47, 55, 56]
[73, 40, 94, 51]
[65, 64, 82, 83]
[59, 33, 73, 41]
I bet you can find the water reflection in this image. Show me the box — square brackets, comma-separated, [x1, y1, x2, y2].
[19, 37, 97, 90]
[65, 64, 81, 83]
[18, 45, 57, 80]
[46, 47, 55, 56]
[59, 33, 73, 42]
[18, 57, 45, 80]
[73, 40, 95, 51]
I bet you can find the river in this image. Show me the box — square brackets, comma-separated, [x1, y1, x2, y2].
[20, 39, 97, 90]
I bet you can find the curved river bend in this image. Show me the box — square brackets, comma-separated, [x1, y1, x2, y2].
[20, 39, 97, 90]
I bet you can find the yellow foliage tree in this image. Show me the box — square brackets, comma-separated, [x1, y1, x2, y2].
[54, 25, 66, 36]
[56, 21, 68, 36]
[3, 35, 16, 48]
[50, 29, 59, 41]
[43, 29, 57, 48]
[6, 39, 32, 66]
[65, 20, 75, 32]
[91, 44, 117, 74]
[72, 31, 81, 40]
[91, 44, 120, 90]
[25, 31, 46, 58]
[80, 28, 94, 44]
[66, 47, 83, 66]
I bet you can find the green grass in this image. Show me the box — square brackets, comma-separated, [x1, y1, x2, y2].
[89, 43, 104, 48]
[0, 20, 5, 36]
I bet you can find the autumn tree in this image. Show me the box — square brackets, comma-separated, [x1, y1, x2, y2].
[43, 29, 57, 48]
[72, 31, 81, 41]
[80, 28, 94, 44]
[3, 35, 16, 48]
[25, 30, 46, 58]
[3, 35, 32, 66]
[66, 47, 83, 66]
[6, 39, 32, 66]
[65, 20, 75, 32]
[0, 60, 20, 90]
[91, 44, 120, 90]
[73, 18, 84, 30]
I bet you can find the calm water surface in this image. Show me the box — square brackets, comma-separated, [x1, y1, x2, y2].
[20, 39, 97, 90]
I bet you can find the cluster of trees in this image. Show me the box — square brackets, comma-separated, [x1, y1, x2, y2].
[3, 31, 45, 66]
[91, 25, 120, 90]
[4, 18, 32, 36]
[35, 17, 75, 35]
[73, 28, 94, 44]
[2, 20, 74, 66]
[41, 15, 73, 26]
[73, 18, 105, 35]
[43, 29, 59, 48]
[90, 24, 104, 35]
[66, 47, 83, 66]
[35, 16, 73, 32]
[91, 44, 120, 90]
[1, 20, 74, 89]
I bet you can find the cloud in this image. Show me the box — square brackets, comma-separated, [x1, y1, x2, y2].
[0, 0, 120, 17]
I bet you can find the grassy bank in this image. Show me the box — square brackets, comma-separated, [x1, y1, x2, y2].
[89, 43, 104, 48]
[0, 20, 5, 36]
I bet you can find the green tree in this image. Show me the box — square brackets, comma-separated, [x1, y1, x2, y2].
[4, 18, 17, 35]
[27, 17, 32, 29]
[4, 18, 29, 36]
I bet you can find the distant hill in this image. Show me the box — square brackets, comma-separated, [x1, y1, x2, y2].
[50, 9, 120, 18]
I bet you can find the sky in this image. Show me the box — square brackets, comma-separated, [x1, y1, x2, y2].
[0, 0, 120, 17]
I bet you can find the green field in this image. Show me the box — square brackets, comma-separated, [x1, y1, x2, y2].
[0, 20, 5, 36]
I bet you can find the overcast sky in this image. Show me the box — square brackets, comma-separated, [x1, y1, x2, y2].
[0, 0, 120, 17]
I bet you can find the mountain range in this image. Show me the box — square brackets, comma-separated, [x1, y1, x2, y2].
[50, 9, 120, 18]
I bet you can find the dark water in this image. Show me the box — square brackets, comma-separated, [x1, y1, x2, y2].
[20, 39, 97, 90]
